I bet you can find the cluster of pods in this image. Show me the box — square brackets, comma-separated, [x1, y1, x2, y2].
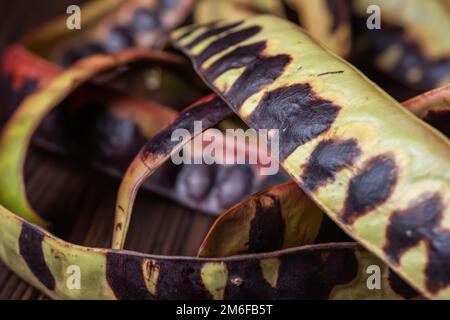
[0, 0, 449, 300]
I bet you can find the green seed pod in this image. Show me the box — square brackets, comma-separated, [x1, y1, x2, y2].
[171, 15, 450, 299]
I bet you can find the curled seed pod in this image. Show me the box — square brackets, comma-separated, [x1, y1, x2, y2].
[0, 203, 416, 299]
[171, 15, 450, 299]
[352, 0, 450, 91]
[0, 50, 189, 227]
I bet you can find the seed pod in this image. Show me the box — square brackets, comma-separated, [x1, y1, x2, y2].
[352, 0, 450, 91]
[171, 15, 450, 299]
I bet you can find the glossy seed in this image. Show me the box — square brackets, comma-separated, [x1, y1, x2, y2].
[130, 9, 159, 32]
[217, 165, 253, 208]
[105, 27, 135, 53]
[178, 164, 216, 200]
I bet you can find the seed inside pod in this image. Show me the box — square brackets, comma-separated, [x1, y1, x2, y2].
[105, 27, 135, 53]
[130, 9, 160, 33]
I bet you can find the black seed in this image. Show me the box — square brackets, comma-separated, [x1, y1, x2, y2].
[130, 9, 159, 32]
[105, 27, 135, 53]
[217, 165, 253, 208]
[177, 164, 216, 200]
[65, 104, 140, 162]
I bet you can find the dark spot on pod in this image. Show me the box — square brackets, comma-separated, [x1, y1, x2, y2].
[194, 26, 262, 66]
[213, 48, 291, 112]
[175, 25, 202, 43]
[185, 21, 243, 50]
[155, 260, 212, 299]
[423, 110, 450, 139]
[275, 247, 358, 299]
[217, 165, 254, 208]
[176, 164, 217, 200]
[384, 194, 443, 264]
[248, 195, 285, 253]
[105, 27, 135, 53]
[202, 41, 292, 112]
[19, 224, 55, 291]
[315, 215, 353, 244]
[224, 258, 275, 299]
[106, 252, 154, 300]
[204, 41, 267, 82]
[129, 9, 160, 33]
[388, 269, 419, 299]
[143, 96, 233, 160]
[249, 84, 340, 160]
[341, 154, 397, 225]
[302, 139, 361, 192]
[383, 194, 450, 294]
[224, 247, 358, 299]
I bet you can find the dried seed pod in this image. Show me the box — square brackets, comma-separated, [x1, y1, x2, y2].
[171, 15, 450, 299]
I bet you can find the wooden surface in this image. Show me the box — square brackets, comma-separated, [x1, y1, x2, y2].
[0, 0, 215, 300]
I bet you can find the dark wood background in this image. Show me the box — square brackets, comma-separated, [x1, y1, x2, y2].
[0, 0, 214, 300]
